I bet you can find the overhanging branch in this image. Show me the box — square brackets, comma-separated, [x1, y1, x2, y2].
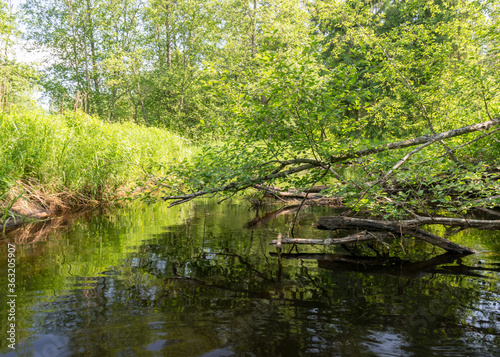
[162, 117, 500, 206]
[329, 116, 500, 164]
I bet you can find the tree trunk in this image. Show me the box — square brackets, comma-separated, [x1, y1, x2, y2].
[65, 0, 82, 92]
[316, 216, 476, 254]
[166, 2, 171, 68]
[86, 0, 101, 116]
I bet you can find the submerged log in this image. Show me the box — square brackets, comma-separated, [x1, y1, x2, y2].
[317, 216, 476, 254]
[318, 215, 500, 230]
[400, 216, 500, 229]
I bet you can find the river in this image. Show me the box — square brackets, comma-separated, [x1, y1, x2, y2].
[1, 199, 499, 356]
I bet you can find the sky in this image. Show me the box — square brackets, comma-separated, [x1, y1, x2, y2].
[9, 0, 48, 66]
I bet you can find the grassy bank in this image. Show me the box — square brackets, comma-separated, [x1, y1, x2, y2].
[0, 106, 196, 222]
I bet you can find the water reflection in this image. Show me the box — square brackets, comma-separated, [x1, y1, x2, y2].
[271, 252, 500, 279]
[0, 200, 499, 356]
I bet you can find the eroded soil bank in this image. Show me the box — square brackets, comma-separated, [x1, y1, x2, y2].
[0, 182, 128, 232]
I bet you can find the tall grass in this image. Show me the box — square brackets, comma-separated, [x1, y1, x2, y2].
[0, 106, 196, 207]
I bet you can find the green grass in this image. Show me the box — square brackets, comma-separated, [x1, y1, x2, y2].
[0, 106, 196, 206]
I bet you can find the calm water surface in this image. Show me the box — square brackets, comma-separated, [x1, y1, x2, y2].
[1, 200, 499, 356]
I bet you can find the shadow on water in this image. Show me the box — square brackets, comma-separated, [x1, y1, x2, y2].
[0, 199, 499, 356]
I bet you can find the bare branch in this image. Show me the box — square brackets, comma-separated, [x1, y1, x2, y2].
[269, 231, 390, 246]
[163, 163, 319, 207]
[329, 116, 500, 164]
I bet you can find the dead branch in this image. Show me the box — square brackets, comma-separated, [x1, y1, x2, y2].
[328, 116, 500, 164]
[319, 213, 500, 230]
[163, 163, 319, 207]
[269, 231, 390, 247]
[407, 215, 500, 229]
[316, 216, 476, 254]
[253, 184, 325, 199]
[472, 195, 500, 205]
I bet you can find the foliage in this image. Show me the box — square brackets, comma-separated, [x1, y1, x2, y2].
[157, 0, 500, 218]
[0, 0, 38, 109]
[9, 0, 500, 218]
[20, 0, 313, 135]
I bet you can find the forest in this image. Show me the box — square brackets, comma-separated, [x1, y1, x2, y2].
[1, 0, 500, 246]
[1, 1, 500, 355]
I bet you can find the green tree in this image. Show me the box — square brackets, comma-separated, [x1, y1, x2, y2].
[0, 0, 37, 109]
[160, 0, 500, 221]
[23, 0, 105, 114]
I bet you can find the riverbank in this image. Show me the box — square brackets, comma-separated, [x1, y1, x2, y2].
[0, 107, 196, 231]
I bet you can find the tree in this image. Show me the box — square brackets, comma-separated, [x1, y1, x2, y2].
[0, 0, 37, 109]
[159, 0, 500, 222]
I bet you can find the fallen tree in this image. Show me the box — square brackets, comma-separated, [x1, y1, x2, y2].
[158, 117, 500, 255]
[155, 5, 500, 256]
[268, 222, 477, 255]
[163, 116, 500, 207]
[316, 216, 480, 254]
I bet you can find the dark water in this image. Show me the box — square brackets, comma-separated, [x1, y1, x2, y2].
[1, 200, 499, 356]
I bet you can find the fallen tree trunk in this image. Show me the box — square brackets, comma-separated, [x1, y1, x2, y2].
[269, 231, 390, 247]
[405, 216, 500, 229]
[253, 184, 329, 199]
[318, 215, 500, 230]
[329, 116, 500, 164]
[252, 184, 345, 206]
[317, 216, 476, 254]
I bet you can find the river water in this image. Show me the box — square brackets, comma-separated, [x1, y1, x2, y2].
[1, 199, 499, 356]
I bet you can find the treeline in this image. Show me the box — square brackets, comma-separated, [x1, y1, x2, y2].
[21, 0, 309, 132]
[17, 0, 499, 141]
[0, 0, 37, 110]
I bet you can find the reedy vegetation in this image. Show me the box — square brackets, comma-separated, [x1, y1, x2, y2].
[0, 108, 195, 209]
[0, 0, 195, 216]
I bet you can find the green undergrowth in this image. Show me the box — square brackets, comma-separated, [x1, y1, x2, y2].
[0, 106, 196, 209]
